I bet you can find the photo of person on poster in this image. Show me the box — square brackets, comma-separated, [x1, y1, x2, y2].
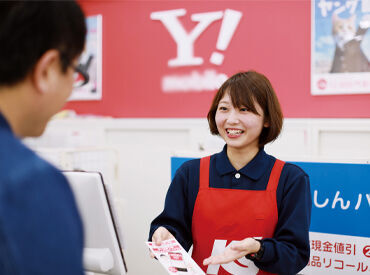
[149, 71, 312, 274]
[312, 0, 370, 94]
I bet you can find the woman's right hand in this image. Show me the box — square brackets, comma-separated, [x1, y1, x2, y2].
[152, 226, 175, 245]
[150, 226, 175, 258]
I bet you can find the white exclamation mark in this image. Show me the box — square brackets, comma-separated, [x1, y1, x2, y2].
[210, 9, 242, 66]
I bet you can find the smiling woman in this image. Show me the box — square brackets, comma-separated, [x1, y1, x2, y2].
[208, 71, 283, 170]
[207, 71, 283, 148]
[149, 70, 312, 275]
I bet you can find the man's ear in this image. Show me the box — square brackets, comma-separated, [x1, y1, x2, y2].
[32, 49, 60, 94]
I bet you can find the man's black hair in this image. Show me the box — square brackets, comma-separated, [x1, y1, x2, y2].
[0, 1, 86, 86]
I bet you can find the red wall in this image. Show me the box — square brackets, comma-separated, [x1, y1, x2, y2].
[66, 0, 370, 118]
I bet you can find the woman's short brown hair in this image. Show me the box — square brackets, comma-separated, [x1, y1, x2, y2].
[207, 70, 283, 147]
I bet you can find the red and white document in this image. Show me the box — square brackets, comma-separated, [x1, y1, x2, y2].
[147, 238, 205, 274]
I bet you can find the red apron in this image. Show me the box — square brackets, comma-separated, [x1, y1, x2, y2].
[191, 156, 285, 275]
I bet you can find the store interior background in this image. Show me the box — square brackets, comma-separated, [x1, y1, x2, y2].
[24, 1, 370, 274]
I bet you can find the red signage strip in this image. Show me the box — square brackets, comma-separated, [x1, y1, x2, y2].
[69, 1, 370, 118]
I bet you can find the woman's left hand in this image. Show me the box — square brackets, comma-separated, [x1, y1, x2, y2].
[203, 237, 260, 266]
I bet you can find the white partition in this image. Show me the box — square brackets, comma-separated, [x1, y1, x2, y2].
[64, 171, 127, 275]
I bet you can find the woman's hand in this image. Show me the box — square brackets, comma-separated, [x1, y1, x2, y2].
[149, 227, 175, 258]
[152, 226, 175, 245]
[203, 238, 260, 266]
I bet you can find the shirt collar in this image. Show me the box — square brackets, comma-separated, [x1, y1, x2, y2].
[0, 112, 12, 132]
[215, 145, 271, 180]
[215, 145, 235, 175]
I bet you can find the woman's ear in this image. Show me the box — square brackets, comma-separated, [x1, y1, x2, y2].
[263, 119, 270, 128]
[31, 49, 60, 94]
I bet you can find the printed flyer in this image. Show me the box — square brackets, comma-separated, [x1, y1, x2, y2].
[147, 238, 205, 275]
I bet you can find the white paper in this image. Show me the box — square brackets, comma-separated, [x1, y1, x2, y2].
[146, 238, 205, 275]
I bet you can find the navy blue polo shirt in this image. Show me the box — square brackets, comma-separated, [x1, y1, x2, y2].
[150, 145, 312, 274]
[0, 113, 84, 274]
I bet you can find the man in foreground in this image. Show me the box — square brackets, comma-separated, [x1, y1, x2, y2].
[0, 1, 87, 274]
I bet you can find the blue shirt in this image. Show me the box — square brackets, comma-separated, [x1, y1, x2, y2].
[0, 113, 84, 275]
[150, 145, 311, 274]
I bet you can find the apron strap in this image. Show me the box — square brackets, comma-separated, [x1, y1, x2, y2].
[266, 159, 285, 191]
[199, 156, 211, 190]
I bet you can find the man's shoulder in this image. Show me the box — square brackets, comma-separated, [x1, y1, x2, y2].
[0, 133, 84, 275]
[0, 129, 65, 194]
[0, 127, 37, 163]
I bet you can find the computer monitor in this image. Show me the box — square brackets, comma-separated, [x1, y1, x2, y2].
[64, 171, 127, 275]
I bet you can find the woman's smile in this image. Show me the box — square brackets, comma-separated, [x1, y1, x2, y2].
[226, 128, 244, 138]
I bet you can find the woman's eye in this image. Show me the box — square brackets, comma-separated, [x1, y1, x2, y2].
[218, 106, 227, 111]
[240, 107, 249, 112]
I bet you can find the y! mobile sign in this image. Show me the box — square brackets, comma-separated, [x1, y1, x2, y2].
[71, 1, 370, 118]
[150, 9, 242, 93]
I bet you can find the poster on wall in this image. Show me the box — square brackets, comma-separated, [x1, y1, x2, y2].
[311, 0, 370, 95]
[69, 15, 102, 101]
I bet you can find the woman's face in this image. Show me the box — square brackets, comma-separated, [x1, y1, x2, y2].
[215, 92, 267, 152]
